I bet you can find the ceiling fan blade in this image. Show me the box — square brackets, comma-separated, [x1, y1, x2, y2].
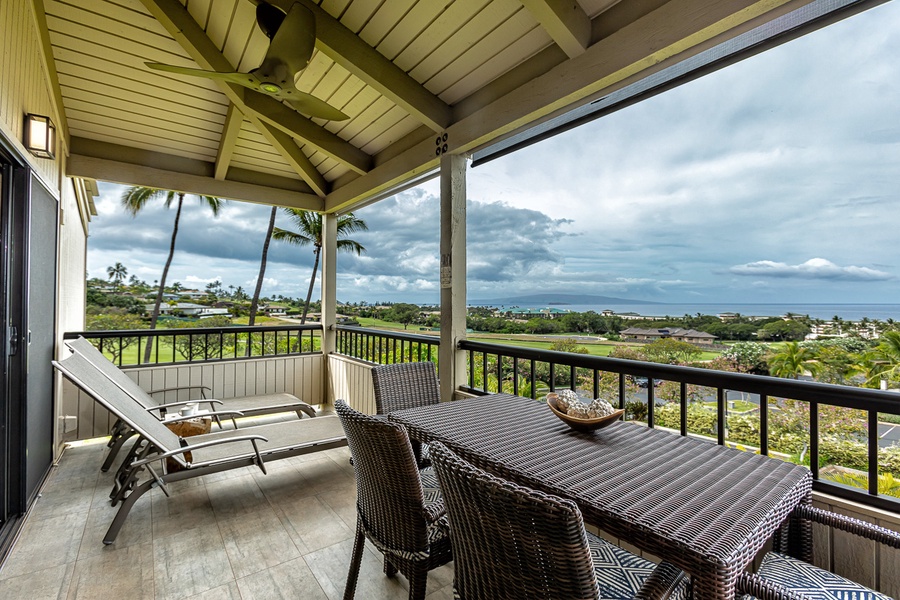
[146, 63, 258, 87]
[287, 94, 349, 121]
[264, 3, 315, 76]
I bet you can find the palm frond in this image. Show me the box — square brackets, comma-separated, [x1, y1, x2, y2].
[272, 227, 314, 246]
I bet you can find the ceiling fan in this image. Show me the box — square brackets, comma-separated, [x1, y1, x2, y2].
[146, 1, 349, 121]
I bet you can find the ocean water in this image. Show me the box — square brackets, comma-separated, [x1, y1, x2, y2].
[484, 303, 900, 322]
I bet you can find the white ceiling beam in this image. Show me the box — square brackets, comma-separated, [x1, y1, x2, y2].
[520, 0, 591, 58]
[139, 0, 370, 191]
[267, 0, 453, 133]
[327, 0, 803, 212]
[214, 104, 244, 180]
[68, 152, 323, 211]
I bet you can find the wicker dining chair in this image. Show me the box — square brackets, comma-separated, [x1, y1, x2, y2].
[335, 400, 451, 600]
[738, 505, 900, 600]
[371, 361, 440, 467]
[429, 441, 688, 600]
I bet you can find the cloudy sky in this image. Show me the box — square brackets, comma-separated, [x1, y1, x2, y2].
[88, 2, 900, 306]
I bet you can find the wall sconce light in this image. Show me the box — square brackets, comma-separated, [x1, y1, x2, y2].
[23, 113, 56, 159]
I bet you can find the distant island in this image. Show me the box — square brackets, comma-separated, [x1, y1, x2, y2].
[471, 293, 662, 306]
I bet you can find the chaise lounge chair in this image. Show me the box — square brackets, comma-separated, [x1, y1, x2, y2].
[66, 336, 317, 471]
[53, 350, 347, 545]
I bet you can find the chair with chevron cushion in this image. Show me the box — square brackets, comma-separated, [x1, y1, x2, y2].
[335, 400, 450, 600]
[738, 505, 900, 600]
[429, 441, 689, 600]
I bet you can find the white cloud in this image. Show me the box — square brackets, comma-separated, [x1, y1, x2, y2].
[184, 275, 222, 286]
[729, 258, 892, 281]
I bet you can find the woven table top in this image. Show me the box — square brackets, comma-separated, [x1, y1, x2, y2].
[390, 393, 813, 600]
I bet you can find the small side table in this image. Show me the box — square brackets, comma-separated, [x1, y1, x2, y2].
[163, 411, 212, 469]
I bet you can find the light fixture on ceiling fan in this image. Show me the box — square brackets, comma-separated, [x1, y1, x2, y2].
[146, 1, 349, 121]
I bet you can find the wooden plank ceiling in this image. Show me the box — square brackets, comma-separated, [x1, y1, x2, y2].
[40, 0, 812, 212]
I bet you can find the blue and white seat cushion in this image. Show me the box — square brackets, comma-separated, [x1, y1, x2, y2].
[752, 552, 890, 600]
[588, 534, 688, 600]
[366, 466, 448, 560]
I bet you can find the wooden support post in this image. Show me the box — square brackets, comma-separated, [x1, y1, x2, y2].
[321, 212, 337, 405]
[439, 153, 467, 402]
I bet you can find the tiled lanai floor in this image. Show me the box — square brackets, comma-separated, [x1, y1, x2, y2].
[0, 434, 454, 600]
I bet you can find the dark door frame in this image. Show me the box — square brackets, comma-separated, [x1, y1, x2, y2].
[0, 135, 34, 561]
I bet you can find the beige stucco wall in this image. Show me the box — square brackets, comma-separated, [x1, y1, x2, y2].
[0, 0, 63, 189]
[1, 0, 92, 456]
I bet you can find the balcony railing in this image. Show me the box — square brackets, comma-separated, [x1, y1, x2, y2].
[459, 339, 900, 511]
[64, 324, 321, 366]
[328, 326, 900, 510]
[334, 325, 439, 364]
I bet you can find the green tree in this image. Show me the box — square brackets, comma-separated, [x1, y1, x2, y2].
[106, 262, 128, 289]
[641, 338, 702, 364]
[121, 186, 223, 363]
[387, 303, 421, 329]
[721, 341, 768, 372]
[86, 313, 145, 364]
[549, 339, 589, 354]
[249, 207, 277, 326]
[273, 210, 367, 323]
[757, 320, 810, 341]
[863, 331, 900, 386]
[767, 341, 818, 379]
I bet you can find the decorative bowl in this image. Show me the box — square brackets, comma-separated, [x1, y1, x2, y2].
[546, 394, 624, 432]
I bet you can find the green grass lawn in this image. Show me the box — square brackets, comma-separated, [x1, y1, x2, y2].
[94, 326, 322, 365]
[704, 399, 757, 412]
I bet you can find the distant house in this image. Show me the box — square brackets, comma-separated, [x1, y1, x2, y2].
[145, 303, 230, 318]
[601, 310, 644, 320]
[180, 289, 208, 300]
[260, 304, 287, 316]
[508, 307, 570, 319]
[620, 327, 717, 345]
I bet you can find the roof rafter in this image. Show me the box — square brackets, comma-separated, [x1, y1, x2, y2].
[215, 104, 244, 180]
[520, 0, 591, 58]
[267, 0, 453, 133]
[139, 0, 371, 194]
[255, 120, 329, 196]
[242, 92, 370, 175]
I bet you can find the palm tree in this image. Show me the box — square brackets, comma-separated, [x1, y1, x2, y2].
[863, 331, 900, 386]
[121, 186, 223, 362]
[106, 262, 127, 289]
[767, 342, 818, 379]
[249, 207, 278, 326]
[273, 210, 367, 323]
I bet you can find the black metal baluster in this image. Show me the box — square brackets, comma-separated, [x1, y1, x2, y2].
[530, 360, 536, 399]
[869, 410, 878, 496]
[810, 401, 819, 479]
[549, 363, 556, 392]
[716, 387, 725, 445]
[760, 394, 769, 456]
[647, 378, 655, 428]
[618, 374, 625, 410]
[512, 358, 519, 396]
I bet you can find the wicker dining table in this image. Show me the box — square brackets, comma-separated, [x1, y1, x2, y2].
[389, 393, 813, 600]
